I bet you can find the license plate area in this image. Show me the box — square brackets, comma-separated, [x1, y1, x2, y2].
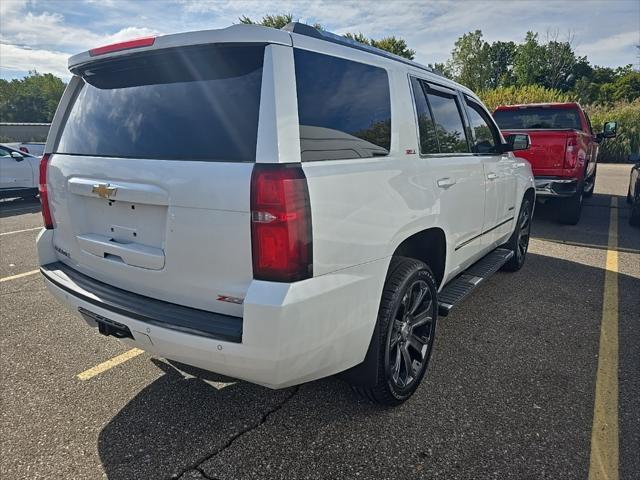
[79, 307, 133, 339]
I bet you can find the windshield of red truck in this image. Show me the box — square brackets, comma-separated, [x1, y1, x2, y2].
[493, 107, 581, 130]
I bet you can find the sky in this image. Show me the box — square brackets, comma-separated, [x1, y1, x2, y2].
[1, 0, 639, 80]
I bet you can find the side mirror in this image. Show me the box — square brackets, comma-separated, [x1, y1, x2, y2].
[602, 121, 617, 139]
[10, 151, 24, 161]
[503, 133, 530, 152]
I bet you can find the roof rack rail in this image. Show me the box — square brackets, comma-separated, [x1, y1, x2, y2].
[281, 22, 440, 76]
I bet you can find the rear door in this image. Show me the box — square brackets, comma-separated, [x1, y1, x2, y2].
[47, 43, 269, 317]
[410, 77, 486, 273]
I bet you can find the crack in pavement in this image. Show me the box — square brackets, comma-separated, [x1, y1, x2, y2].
[173, 385, 300, 480]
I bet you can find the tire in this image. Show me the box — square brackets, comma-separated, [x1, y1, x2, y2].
[352, 257, 438, 406]
[502, 196, 532, 272]
[628, 186, 633, 204]
[630, 200, 640, 227]
[583, 166, 596, 198]
[559, 186, 583, 225]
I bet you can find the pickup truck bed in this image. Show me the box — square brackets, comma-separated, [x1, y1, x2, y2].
[493, 102, 612, 224]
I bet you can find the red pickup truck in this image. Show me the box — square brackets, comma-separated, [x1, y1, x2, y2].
[493, 102, 617, 224]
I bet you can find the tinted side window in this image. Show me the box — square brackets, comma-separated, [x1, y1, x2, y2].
[294, 49, 391, 162]
[465, 99, 500, 154]
[410, 77, 439, 154]
[426, 90, 469, 153]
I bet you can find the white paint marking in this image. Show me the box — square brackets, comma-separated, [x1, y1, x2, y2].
[0, 269, 40, 283]
[0, 227, 42, 236]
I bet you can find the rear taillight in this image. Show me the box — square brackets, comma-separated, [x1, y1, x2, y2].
[564, 136, 578, 169]
[39, 154, 54, 229]
[89, 36, 155, 56]
[250, 164, 312, 282]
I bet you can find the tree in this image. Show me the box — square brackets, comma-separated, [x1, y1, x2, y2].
[344, 33, 415, 60]
[240, 15, 415, 60]
[513, 32, 547, 87]
[542, 30, 579, 90]
[446, 30, 491, 91]
[239, 13, 321, 30]
[239, 13, 293, 29]
[0, 71, 66, 123]
[486, 41, 517, 88]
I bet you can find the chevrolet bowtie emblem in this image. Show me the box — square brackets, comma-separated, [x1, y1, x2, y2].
[92, 183, 117, 199]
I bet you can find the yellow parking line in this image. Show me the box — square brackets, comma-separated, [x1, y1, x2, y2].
[0, 227, 42, 236]
[0, 269, 40, 283]
[588, 197, 619, 480]
[77, 348, 144, 381]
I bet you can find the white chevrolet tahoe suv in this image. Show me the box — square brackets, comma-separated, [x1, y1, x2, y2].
[37, 23, 535, 405]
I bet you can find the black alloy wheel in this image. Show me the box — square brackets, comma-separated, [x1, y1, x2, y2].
[502, 196, 533, 271]
[385, 278, 435, 391]
[516, 200, 532, 264]
[353, 258, 438, 406]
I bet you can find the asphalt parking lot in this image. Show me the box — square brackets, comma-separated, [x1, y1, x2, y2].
[1, 163, 638, 480]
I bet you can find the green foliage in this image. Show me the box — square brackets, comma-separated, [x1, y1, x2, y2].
[0, 71, 66, 122]
[240, 14, 415, 60]
[344, 33, 415, 60]
[479, 85, 575, 111]
[446, 30, 491, 91]
[239, 13, 321, 31]
[587, 100, 640, 163]
[239, 13, 294, 29]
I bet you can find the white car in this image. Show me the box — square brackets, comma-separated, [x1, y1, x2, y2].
[37, 23, 534, 405]
[5, 142, 46, 157]
[0, 144, 40, 199]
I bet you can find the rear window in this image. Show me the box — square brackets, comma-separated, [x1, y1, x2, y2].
[56, 44, 265, 162]
[493, 107, 581, 130]
[294, 49, 391, 162]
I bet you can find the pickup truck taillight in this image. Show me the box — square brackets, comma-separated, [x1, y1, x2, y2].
[250, 164, 312, 282]
[39, 154, 54, 229]
[564, 136, 578, 169]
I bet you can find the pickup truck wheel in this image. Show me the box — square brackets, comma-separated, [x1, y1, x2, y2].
[583, 166, 596, 198]
[630, 200, 640, 227]
[559, 187, 583, 225]
[502, 197, 532, 272]
[353, 257, 438, 406]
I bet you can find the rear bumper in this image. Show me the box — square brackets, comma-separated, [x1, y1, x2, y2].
[38, 238, 387, 389]
[41, 262, 243, 342]
[534, 176, 578, 197]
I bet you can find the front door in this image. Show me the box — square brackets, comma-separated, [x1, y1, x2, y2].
[463, 96, 517, 246]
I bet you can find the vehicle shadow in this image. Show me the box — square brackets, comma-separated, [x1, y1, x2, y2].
[96, 358, 365, 480]
[532, 193, 639, 253]
[0, 196, 41, 218]
[97, 251, 640, 480]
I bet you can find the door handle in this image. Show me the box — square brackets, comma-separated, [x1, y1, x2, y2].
[486, 173, 498, 180]
[514, 162, 527, 168]
[437, 177, 456, 188]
